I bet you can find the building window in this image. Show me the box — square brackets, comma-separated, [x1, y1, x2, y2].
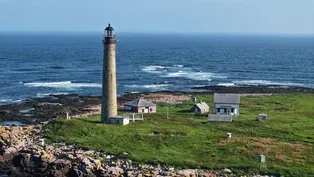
[142, 109, 145, 112]
[150, 108, 153, 112]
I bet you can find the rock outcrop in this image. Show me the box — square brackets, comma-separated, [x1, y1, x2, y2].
[0, 124, 224, 177]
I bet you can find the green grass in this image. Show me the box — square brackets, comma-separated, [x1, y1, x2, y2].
[43, 93, 314, 176]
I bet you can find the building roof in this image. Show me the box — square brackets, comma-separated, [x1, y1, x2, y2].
[110, 116, 128, 120]
[217, 106, 234, 109]
[124, 98, 156, 107]
[194, 102, 209, 110]
[214, 93, 240, 104]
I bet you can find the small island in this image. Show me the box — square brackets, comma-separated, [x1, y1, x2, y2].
[1, 88, 314, 176]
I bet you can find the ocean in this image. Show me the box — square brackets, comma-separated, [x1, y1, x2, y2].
[0, 33, 313, 104]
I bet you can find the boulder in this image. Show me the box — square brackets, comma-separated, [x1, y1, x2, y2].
[108, 166, 124, 176]
[223, 168, 232, 174]
[81, 157, 93, 169]
[93, 159, 102, 170]
[4, 147, 17, 154]
[0, 127, 6, 133]
[177, 169, 196, 177]
[67, 154, 75, 160]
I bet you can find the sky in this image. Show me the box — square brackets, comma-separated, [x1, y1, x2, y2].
[0, 0, 313, 34]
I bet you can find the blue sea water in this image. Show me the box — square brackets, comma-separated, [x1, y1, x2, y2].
[0, 33, 314, 104]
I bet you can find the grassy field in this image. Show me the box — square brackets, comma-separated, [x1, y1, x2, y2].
[43, 93, 314, 176]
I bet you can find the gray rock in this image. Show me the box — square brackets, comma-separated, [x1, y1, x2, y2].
[108, 166, 124, 175]
[177, 169, 196, 177]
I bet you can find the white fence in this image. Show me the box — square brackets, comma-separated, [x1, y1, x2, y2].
[123, 113, 144, 121]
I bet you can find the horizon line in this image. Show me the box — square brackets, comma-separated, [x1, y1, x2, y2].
[0, 31, 314, 36]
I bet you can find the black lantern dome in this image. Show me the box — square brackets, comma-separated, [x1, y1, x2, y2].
[105, 23, 114, 37]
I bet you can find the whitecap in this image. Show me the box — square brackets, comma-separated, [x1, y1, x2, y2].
[218, 83, 236, 87]
[163, 71, 218, 81]
[166, 71, 187, 77]
[173, 64, 184, 68]
[142, 66, 167, 73]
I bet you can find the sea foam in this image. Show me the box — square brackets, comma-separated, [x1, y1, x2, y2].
[163, 71, 225, 81]
[143, 65, 226, 81]
[142, 66, 167, 73]
[125, 84, 170, 89]
[219, 80, 306, 87]
[23, 81, 102, 88]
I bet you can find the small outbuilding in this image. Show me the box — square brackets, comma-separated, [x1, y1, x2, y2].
[257, 113, 267, 121]
[192, 101, 210, 115]
[214, 93, 240, 117]
[124, 98, 156, 113]
[110, 116, 129, 125]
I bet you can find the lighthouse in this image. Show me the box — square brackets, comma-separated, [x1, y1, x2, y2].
[101, 24, 118, 122]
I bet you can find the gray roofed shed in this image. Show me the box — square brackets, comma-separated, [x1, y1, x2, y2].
[195, 102, 209, 110]
[124, 98, 156, 107]
[192, 101, 210, 115]
[214, 93, 240, 104]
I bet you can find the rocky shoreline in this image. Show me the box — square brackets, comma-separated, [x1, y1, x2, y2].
[192, 85, 314, 94]
[2, 85, 314, 124]
[0, 91, 190, 124]
[0, 123, 275, 177]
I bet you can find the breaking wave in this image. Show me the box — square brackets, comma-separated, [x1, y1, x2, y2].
[142, 66, 167, 73]
[142, 65, 226, 81]
[36, 92, 70, 97]
[0, 99, 23, 105]
[0, 99, 12, 102]
[23, 81, 102, 88]
[124, 84, 170, 89]
[218, 80, 306, 87]
[173, 64, 184, 67]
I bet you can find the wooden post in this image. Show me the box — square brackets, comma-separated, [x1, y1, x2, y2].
[166, 99, 169, 119]
[39, 138, 45, 146]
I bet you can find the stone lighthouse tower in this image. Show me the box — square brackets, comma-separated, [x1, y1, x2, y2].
[101, 24, 118, 123]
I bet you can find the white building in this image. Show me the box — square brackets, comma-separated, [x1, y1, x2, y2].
[124, 98, 156, 113]
[110, 116, 130, 125]
[213, 93, 240, 117]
